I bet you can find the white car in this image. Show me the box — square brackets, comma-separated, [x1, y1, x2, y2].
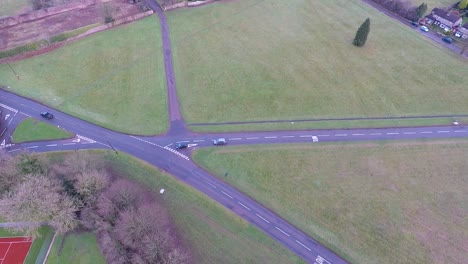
[420, 26, 429, 32]
[312, 136, 319, 143]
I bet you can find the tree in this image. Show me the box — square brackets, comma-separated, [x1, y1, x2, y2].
[0, 150, 24, 194]
[74, 169, 110, 206]
[16, 153, 45, 175]
[458, 0, 468, 10]
[415, 3, 428, 19]
[353, 18, 371, 47]
[0, 175, 78, 236]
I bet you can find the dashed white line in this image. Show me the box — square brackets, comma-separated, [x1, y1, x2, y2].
[238, 202, 251, 211]
[317, 134, 330, 137]
[46, 144, 57, 147]
[300, 135, 313, 138]
[63, 143, 76, 146]
[82, 142, 94, 145]
[335, 134, 347, 137]
[275, 227, 290, 237]
[256, 214, 270, 223]
[420, 131, 433, 134]
[229, 138, 242, 140]
[265, 136, 277, 139]
[370, 133, 382, 135]
[403, 132, 416, 135]
[206, 182, 217, 189]
[246, 137, 259, 140]
[352, 133, 364, 136]
[437, 131, 449, 133]
[281, 136, 295, 138]
[193, 139, 205, 142]
[296, 240, 312, 251]
[386, 132, 399, 135]
[221, 191, 233, 199]
[454, 130, 467, 133]
[179, 140, 190, 143]
[26, 146, 38, 149]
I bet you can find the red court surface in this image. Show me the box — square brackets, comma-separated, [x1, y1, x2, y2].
[0, 237, 32, 264]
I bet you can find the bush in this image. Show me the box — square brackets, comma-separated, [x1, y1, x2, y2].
[0, 40, 47, 59]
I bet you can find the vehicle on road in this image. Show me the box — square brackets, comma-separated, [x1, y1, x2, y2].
[420, 26, 429, 32]
[212, 138, 226, 145]
[442, 37, 453, 43]
[312, 136, 319, 142]
[175, 142, 188, 149]
[40, 112, 54, 119]
[411, 21, 418, 27]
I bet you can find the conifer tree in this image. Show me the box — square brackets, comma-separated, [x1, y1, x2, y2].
[353, 18, 371, 47]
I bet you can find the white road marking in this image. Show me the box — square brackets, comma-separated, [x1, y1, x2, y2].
[281, 135, 295, 138]
[229, 138, 242, 140]
[437, 131, 449, 133]
[386, 132, 399, 135]
[246, 137, 259, 140]
[335, 134, 347, 136]
[370, 133, 382, 135]
[265, 136, 277, 139]
[26, 146, 38, 149]
[76, 134, 96, 143]
[454, 130, 467, 133]
[164, 143, 173, 147]
[300, 135, 313, 138]
[179, 140, 190, 143]
[19, 112, 31, 117]
[129, 136, 161, 147]
[63, 143, 76, 146]
[46, 144, 57, 147]
[72, 138, 81, 143]
[296, 240, 312, 251]
[206, 182, 217, 189]
[221, 191, 233, 199]
[403, 132, 416, 134]
[238, 202, 251, 211]
[317, 134, 330, 137]
[82, 142, 94, 144]
[315, 255, 331, 264]
[0, 103, 18, 113]
[193, 139, 205, 142]
[352, 133, 364, 136]
[4, 114, 10, 120]
[163, 146, 190, 160]
[275, 227, 290, 237]
[420, 131, 433, 134]
[187, 144, 198, 148]
[255, 214, 270, 223]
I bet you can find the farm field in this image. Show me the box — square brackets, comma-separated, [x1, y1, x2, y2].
[0, 0, 30, 17]
[46, 232, 106, 264]
[168, 0, 468, 129]
[193, 140, 468, 264]
[0, 16, 168, 135]
[12, 118, 74, 143]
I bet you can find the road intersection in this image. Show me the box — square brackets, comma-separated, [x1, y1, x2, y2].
[1, 1, 467, 263]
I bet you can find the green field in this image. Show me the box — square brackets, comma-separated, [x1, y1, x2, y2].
[12, 118, 74, 143]
[0, 0, 30, 17]
[46, 232, 106, 264]
[168, 0, 468, 128]
[0, 16, 168, 135]
[103, 151, 303, 264]
[193, 141, 468, 264]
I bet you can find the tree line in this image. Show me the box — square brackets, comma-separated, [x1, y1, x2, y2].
[0, 150, 190, 264]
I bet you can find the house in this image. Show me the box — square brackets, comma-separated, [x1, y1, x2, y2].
[459, 23, 468, 39]
[423, 14, 435, 25]
[431, 8, 462, 28]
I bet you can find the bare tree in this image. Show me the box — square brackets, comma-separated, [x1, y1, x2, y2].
[0, 150, 24, 194]
[74, 169, 110, 206]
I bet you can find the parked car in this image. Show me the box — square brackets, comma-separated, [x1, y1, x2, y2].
[442, 37, 453, 43]
[212, 138, 226, 145]
[40, 111, 54, 119]
[454, 32, 462, 38]
[175, 142, 188, 149]
[420, 26, 429, 32]
[411, 21, 419, 27]
[312, 136, 319, 143]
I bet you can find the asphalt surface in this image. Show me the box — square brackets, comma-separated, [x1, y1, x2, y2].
[1, 1, 467, 263]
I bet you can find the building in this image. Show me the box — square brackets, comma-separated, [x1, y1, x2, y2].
[431, 8, 462, 28]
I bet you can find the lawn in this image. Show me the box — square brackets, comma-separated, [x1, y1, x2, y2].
[46, 232, 106, 264]
[0, 16, 168, 135]
[103, 151, 304, 264]
[168, 0, 468, 129]
[12, 118, 74, 143]
[0, 0, 30, 17]
[193, 140, 468, 264]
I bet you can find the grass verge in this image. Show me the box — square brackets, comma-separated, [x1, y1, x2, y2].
[0, 0, 30, 17]
[0, 16, 167, 135]
[46, 232, 106, 264]
[12, 118, 74, 143]
[193, 140, 468, 264]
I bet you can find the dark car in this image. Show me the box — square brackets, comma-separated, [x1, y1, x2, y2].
[411, 21, 419, 27]
[175, 142, 188, 149]
[442, 37, 453, 44]
[40, 112, 54, 119]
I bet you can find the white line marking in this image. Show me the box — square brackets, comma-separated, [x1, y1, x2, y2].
[246, 137, 259, 140]
[76, 134, 96, 143]
[296, 240, 312, 251]
[26, 146, 38, 149]
[3, 243, 12, 261]
[317, 134, 330, 137]
[265, 136, 277, 139]
[352, 133, 364, 136]
[46, 144, 57, 147]
[206, 182, 217, 189]
[19, 112, 31, 117]
[420, 131, 432, 134]
[281, 135, 295, 138]
[229, 138, 242, 140]
[164, 143, 173, 147]
[221, 191, 233, 199]
[179, 140, 190, 143]
[299, 135, 313, 138]
[238, 202, 251, 211]
[129, 136, 161, 147]
[63, 143, 76, 146]
[437, 131, 449, 133]
[370, 133, 382, 135]
[386, 132, 399, 135]
[454, 130, 467, 133]
[335, 134, 347, 136]
[0, 103, 18, 113]
[193, 139, 205, 142]
[403, 132, 416, 134]
[275, 227, 290, 237]
[255, 214, 270, 223]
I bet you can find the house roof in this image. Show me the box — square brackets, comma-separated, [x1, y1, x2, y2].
[463, 23, 468, 30]
[425, 14, 435, 20]
[431, 8, 462, 23]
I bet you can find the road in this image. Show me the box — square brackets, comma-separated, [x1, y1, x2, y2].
[1, 1, 467, 263]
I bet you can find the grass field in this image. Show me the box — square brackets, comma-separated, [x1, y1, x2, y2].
[168, 0, 468, 128]
[0, 0, 30, 17]
[12, 118, 74, 143]
[102, 151, 304, 264]
[0, 16, 168, 135]
[193, 140, 468, 264]
[46, 232, 106, 264]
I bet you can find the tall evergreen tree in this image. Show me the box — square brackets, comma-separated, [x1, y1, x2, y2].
[416, 3, 428, 19]
[353, 18, 371, 47]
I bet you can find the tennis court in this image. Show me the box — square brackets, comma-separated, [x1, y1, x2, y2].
[0, 237, 32, 264]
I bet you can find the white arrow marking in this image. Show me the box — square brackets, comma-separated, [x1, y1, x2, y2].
[4, 114, 10, 120]
[187, 144, 198, 148]
[72, 138, 81, 143]
[1, 139, 5, 146]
